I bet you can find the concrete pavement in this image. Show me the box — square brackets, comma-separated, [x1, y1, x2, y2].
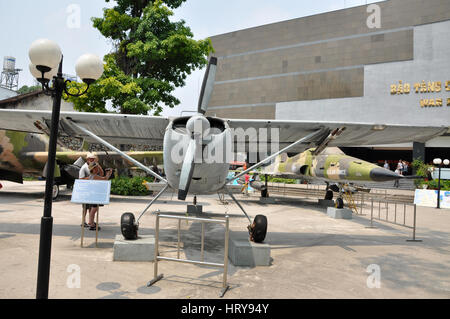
[0, 181, 449, 299]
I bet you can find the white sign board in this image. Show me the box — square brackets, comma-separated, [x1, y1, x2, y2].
[414, 189, 450, 209]
[71, 179, 111, 205]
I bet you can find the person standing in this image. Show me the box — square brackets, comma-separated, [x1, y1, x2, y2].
[79, 153, 96, 228]
[383, 160, 390, 170]
[82, 162, 112, 230]
[402, 160, 409, 176]
[397, 160, 403, 175]
[394, 160, 403, 188]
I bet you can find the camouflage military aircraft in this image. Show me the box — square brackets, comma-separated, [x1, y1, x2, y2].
[0, 57, 447, 243]
[259, 146, 402, 208]
[0, 129, 163, 198]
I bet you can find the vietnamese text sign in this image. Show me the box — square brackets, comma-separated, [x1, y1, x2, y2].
[414, 189, 450, 209]
[71, 179, 111, 205]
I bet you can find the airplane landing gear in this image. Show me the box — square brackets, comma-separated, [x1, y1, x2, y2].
[52, 184, 59, 201]
[335, 197, 344, 209]
[121, 212, 138, 240]
[324, 183, 334, 200]
[248, 214, 268, 243]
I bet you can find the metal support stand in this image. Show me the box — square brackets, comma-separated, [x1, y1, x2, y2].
[80, 204, 100, 248]
[148, 212, 230, 297]
[68, 121, 167, 183]
[224, 186, 252, 224]
[136, 183, 169, 223]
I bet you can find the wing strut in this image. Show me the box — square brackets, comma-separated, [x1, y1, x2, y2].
[226, 128, 328, 184]
[311, 126, 346, 156]
[68, 120, 168, 183]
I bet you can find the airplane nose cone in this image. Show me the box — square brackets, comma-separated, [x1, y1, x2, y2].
[370, 167, 403, 182]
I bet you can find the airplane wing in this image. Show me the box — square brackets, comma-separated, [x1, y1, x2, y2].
[225, 118, 448, 153]
[0, 109, 446, 153]
[0, 109, 169, 146]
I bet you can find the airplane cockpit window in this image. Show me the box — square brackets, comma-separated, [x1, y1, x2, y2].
[321, 147, 345, 155]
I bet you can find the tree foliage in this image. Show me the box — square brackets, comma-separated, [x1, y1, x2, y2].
[65, 0, 214, 115]
[17, 85, 42, 95]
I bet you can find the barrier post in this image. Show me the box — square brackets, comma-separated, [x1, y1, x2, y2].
[222, 215, 230, 297]
[366, 199, 376, 228]
[407, 204, 422, 242]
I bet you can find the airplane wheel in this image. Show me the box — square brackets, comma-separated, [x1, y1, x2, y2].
[336, 197, 344, 209]
[325, 190, 333, 200]
[251, 215, 267, 243]
[121, 212, 138, 240]
[52, 184, 59, 201]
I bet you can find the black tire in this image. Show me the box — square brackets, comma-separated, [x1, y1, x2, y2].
[336, 197, 344, 209]
[52, 184, 59, 201]
[251, 215, 268, 243]
[121, 212, 138, 240]
[325, 190, 333, 200]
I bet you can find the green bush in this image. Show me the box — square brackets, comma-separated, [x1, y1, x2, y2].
[412, 159, 450, 190]
[421, 179, 450, 191]
[110, 176, 154, 196]
[266, 176, 297, 184]
[411, 158, 433, 188]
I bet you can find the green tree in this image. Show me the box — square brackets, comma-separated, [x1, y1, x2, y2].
[65, 0, 213, 115]
[17, 85, 42, 95]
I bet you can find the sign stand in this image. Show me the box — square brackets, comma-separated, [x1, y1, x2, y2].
[72, 180, 111, 248]
[80, 204, 100, 248]
[81, 205, 85, 247]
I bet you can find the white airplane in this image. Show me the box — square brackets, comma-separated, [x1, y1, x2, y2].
[0, 57, 446, 243]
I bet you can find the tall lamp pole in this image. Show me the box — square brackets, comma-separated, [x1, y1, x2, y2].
[28, 39, 103, 299]
[433, 158, 449, 209]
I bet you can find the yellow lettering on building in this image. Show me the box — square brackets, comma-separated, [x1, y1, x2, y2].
[435, 81, 442, 92]
[446, 80, 450, 91]
[404, 83, 410, 94]
[447, 98, 450, 106]
[397, 81, 404, 95]
[414, 83, 420, 93]
[420, 81, 427, 93]
[436, 98, 443, 106]
[390, 84, 397, 95]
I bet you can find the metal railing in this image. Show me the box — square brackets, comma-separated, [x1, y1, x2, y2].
[265, 183, 414, 203]
[365, 199, 421, 242]
[147, 212, 230, 297]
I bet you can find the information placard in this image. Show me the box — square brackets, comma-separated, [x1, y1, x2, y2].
[414, 189, 450, 209]
[71, 179, 111, 205]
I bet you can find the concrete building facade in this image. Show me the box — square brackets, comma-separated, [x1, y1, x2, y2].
[206, 0, 450, 162]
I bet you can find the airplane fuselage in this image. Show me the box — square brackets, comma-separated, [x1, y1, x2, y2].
[262, 147, 400, 184]
[0, 129, 163, 184]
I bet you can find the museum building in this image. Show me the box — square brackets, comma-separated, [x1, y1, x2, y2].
[206, 0, 450, 164]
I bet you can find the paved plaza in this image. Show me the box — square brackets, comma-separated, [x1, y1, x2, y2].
[0, 181, 449, 299]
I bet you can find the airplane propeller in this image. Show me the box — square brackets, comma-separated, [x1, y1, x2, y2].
[177, 56, 217, 200]
[197, 56, 217, 115]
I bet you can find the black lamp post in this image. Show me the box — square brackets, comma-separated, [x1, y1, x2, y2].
[28, 38, 103, 299]
[433, 158, 449, 209]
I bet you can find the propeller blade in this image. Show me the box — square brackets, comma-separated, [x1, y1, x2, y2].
[178, 139, 197, 200]
[197, 56, 218, 114]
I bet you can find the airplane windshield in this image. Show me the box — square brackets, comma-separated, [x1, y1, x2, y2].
[321, 147, 345, 155]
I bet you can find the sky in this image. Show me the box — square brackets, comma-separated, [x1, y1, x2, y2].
[0, 0, 382, 117]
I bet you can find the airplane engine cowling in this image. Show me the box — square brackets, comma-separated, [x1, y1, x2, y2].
[163, 116, 232, 197]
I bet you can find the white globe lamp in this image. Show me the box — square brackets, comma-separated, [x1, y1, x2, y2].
[75, 54, 104, 84]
